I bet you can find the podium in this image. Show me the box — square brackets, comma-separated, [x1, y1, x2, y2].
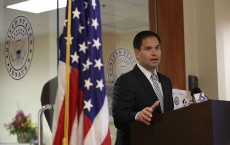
[130, 100, 230, 145]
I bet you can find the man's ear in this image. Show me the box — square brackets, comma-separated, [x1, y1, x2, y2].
[134, 48, 139, 60]
[134, 48, 140, 58]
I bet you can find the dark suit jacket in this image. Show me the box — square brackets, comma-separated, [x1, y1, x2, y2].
[112, 65, 174, 145]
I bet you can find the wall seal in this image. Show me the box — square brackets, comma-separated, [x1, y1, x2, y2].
[107, 48, 136, 87]
[5, 15, 34, 80]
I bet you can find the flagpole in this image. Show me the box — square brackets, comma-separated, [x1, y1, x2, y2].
[56, 0, 60, 68]
[63, 0, 72, 145]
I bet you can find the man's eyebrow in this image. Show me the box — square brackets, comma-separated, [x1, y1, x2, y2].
[145, 45, 152, 48]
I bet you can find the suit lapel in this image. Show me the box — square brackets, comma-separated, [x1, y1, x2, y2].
[132, 66, 162, 113]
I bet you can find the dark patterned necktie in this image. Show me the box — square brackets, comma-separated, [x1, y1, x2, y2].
[151, 73, 164, 113]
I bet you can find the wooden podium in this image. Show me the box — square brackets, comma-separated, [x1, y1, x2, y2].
[130, 100, 230, 145]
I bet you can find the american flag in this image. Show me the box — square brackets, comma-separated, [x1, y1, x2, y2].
[52, 0, 111, 145]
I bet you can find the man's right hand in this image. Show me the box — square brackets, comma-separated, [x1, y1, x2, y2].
[135, 101, 160, 125]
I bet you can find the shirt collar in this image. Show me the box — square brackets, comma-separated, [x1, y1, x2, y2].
[137, 63, 157, 79]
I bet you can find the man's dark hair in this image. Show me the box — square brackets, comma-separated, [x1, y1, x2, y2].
[133, 30, 161, 50]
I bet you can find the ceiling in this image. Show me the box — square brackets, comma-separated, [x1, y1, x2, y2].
[0, 0, 149, 43]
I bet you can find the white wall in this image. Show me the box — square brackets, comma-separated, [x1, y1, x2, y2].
[184, 0, 219, 99]
[184, 0, 230, 100]
[214, 0, 230, 100]
[183, 0, 199, 91]
[0, 34, 57, 144]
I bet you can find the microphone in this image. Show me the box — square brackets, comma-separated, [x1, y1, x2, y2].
[191, 87, 208, 103]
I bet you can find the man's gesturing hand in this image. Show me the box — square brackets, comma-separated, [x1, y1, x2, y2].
[136, 101, 160, 125]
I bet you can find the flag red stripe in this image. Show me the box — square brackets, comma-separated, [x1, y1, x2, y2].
[68, 68, 80, 140]
[52, 100, 65, 145]
[101, 129, 112, 145]
[83, 115, 93, 138]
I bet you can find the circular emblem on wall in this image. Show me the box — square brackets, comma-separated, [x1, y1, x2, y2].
[108, 48, 136, 87]
[4, 15, 34, 80]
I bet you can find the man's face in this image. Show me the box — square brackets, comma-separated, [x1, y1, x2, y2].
[134, 36, 161, 71]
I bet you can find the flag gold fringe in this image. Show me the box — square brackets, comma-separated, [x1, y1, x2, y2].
[63, 0, 72, 145]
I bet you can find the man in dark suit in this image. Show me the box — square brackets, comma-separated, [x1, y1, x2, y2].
[112, 30, 174, 145]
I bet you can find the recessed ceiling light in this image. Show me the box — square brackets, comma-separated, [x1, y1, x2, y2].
[6, 0, 67, 14]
